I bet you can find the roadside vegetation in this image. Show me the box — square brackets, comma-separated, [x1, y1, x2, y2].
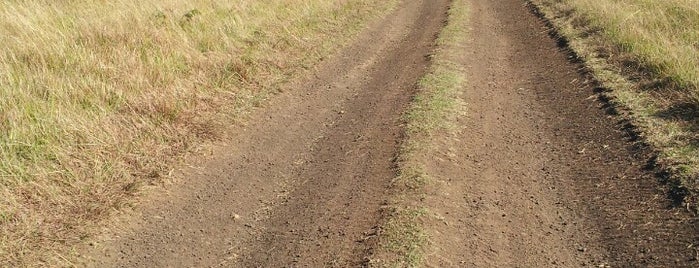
[528, 0, 699, 207]
[372, 0, 468, 266]
[0, 0, 394, 265]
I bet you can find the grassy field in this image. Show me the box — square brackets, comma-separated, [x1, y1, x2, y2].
[566, 0, 698, 88]
[0, 0, 394, 265]
[529, 0, 699, 207]
[371, 0, 468, 266]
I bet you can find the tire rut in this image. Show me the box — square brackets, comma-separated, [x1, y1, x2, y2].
[238, 1, 448, 266]
[79, 0, 448, 267]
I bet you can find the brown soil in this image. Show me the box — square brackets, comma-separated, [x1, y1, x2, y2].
[79, 0, 448, 267]
[77, 0, 699, 267]
[422, 0, 698, 267]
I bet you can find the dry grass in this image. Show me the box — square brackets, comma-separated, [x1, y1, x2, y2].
[0, 0, 394, 265]
[371, 0, 469, 266]
[570, 0, 698, 88]
[529, 0, 699, 207]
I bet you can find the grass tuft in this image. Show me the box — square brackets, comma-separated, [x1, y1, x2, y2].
[376, 207, 429, 268]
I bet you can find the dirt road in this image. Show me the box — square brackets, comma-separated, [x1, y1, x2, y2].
[79, 0, 698, 267]
[82, 0, 448, 266]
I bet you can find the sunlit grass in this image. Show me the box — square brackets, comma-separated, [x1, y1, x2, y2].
[573, 0, 698, 88]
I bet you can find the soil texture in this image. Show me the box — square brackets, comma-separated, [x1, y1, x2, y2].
[421, 0, 698, 267]
[80, 0, 448, 267]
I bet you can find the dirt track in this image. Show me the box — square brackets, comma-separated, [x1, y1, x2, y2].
[80, 0, 698, 267]
[82, 0, 448, 266]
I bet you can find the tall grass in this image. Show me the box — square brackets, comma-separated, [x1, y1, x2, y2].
[571, 0, 699, 89]
[0, 0, 394, 264]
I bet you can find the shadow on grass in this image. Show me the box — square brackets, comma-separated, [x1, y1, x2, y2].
[650, 102, 699, 210]
[655, 102, 699, 124]
[653, 101, 699, 149]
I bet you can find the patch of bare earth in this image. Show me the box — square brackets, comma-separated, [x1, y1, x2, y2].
[78, 0, 448, 267]
[421, 0, 698, 267]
